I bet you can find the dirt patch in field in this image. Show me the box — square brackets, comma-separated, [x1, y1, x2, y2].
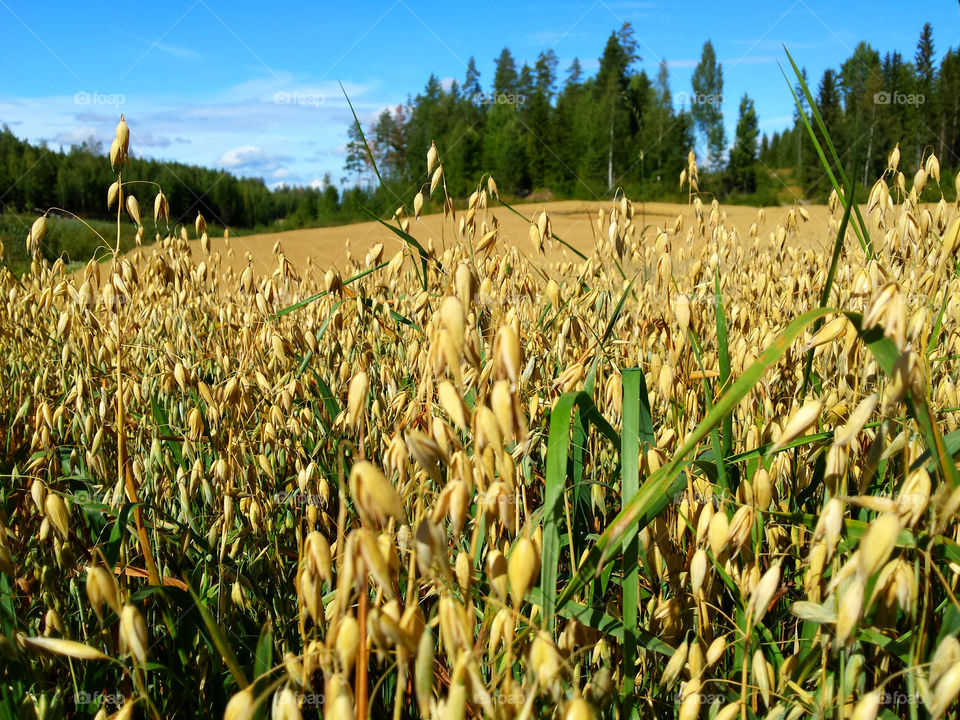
[157, 200, 862, 279]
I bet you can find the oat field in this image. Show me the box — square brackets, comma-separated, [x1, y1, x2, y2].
[188, 200, 841, 278]
[3, 111, 960, 720]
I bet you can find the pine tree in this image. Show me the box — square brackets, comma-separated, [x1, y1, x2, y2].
[622, 70, 651, 187]
[594, 22, 640, 189]
[839, 42, 882, 185]
[727, 94, 758, 193]
[792, 67, 809, 177]
[401, 75, 449, 184]
[463, 56, 482, 100]
[535, 50, 558, 98]
[938, 49, 960, 160]
[483, 49, 528, 193]
[517, 63, 534, 103]
[916, 23, 935, 88]
[879, 51, 914, 171]
[492, 48, 518, 95]
[645, 60, 673, 179]
[526, 51, 558, 189]
[914, 24, 936, 166]
[343, 120, 369, 188]
[804, 69, 843, 194]
[370, 107, 407, 181]
[691, 40, 725, 169]
[818, 69, 842, 138]
[565, 58, 583, 87]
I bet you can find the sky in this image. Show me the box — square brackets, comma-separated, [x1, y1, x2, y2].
[0, 1, 957, 190]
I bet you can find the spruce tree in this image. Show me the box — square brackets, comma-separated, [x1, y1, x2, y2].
[691, 40, 726, 169]
[727, 94, 758, 193]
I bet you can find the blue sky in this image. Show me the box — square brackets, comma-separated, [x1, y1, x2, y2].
[0, 1, 956, 189]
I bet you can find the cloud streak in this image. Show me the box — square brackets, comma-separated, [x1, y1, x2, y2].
[1, 73, 392, 189]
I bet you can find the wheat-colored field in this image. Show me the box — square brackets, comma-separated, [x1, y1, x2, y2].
[4, 118, 960, 720]
[192, 200, 844, 278]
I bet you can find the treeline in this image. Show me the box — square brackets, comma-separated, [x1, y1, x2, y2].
[0, 127, 389, 232]
[353, 21, 960, 205]
[348, 24, 697, 202]
[761, 24, 960, 199]
[2, 22, 958, 236]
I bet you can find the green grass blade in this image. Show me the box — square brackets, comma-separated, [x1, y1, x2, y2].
[687, 323, 729, 492]
[714, 268, 734, 461]
[357, 295, 422, 331]
[341, 81, 385, 190]
[254, 620, 272, 681]
[526, 588, 674, 657]
[571, 406, 588, 572]
[495, 196, 589, 261]
[151, 395, 183, 465]
[558, 306, 840, 611]
[541, 391, 620, 631]
[847, 313, 959, 489]
[926, 283, 951, 358]
[782, 48, 873, 256]
[271, 260, 389, 319]
[633, 369, 655, 450]
[252, 620, 273, 720]
[800, 179, 856, 400]
[620, 369, 643, 717]
[601, 275, 639, 347]
[189, 586, 249, 689]
[911, 427, 960, 474]
[357, 204, 437, 291]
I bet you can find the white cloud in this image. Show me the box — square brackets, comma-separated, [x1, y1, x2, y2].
[219, 145, 265, 168]
[74, 111, 117, 123]
[661, 55, 778, 70]
[53, 126, 100, 145]
[146, 40, 204, 62]
[217, 145, 295, 180]
[110, 26, 205, 63]
[3, 72, 396, 187]
[724, 55, 779, 66]
[133, 130, 174, 148]
[760, 115, 794, 129]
